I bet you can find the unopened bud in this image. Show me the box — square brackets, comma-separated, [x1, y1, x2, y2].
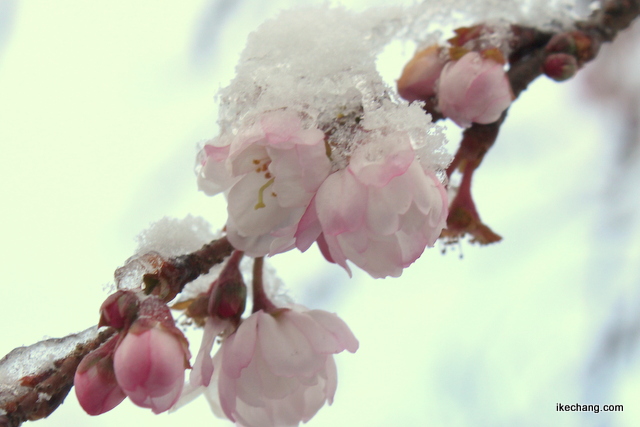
[74, 335, 126, 416]
[546, 31, 598, 65]
[397, 45, 447, 102]
[98, 290, 140, 329]
[207, 251, 247, 321]
[114, 316, 190, 414]
[572, 31, 599, 63]
[543, 53, 578, 82]
[546, 32, 576, 54]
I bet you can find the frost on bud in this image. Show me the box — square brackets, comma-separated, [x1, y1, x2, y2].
[113, 297, 191, 414]
[543, 53, 578, 82]
[397, 45, 447, 102]
[207, 307, 358, 427]
[208, 251, 247, 322]
[98, 290, 140, 329]
[437, 51, 513, 128]
[74, 335, 126, 416]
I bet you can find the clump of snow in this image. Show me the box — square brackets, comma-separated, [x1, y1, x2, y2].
[213, 1, 589, 179]
[115, 215, 224, 296]
[216, 5, 451, 175]
[405, 0, 591, 46]
[0, 327, 99, 408]
[135, 215, 220, 258]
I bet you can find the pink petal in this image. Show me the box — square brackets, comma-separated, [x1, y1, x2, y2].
[222, 313, 259, 379]
[113, 332, 151, 392]
[348, 135, 414, 187]
[190, 318, 226, 388]
[294, 198, 323, 252]
[315, 170, 367, 235]
[260, 110, 302, 146]
[306, 310, 359, 353]
[257, 311, 326, 378]
[285, 310, 343, 354]
[323, 356, 338, 405]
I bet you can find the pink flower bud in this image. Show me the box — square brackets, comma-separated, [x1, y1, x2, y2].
[397, 45, 447, 102]
[543, 53, 578, 82]
[437, 51, 513, 128]
[74, 335, 126, 416]
[98, 290, 139, 329]
[113, 298, 191, 414]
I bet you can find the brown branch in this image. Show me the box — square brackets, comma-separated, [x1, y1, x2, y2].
[0, 237, 234, 426]
[139, 236, 235, 302]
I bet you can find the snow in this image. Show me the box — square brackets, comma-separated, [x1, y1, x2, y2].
[0, 327, 99, 408]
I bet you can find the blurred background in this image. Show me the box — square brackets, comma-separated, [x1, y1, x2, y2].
[0, 0, 639, 426]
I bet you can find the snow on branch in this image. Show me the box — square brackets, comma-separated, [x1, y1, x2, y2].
[0, 327, 114, 427]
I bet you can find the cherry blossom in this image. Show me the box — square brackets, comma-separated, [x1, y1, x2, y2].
[204, 307, 358, 427]
[297, 134, 448, 279]
[197, 110, 331, 257]
[437, 51, 514, 127]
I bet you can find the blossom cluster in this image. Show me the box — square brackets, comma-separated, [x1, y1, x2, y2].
[197, 109, 448, 279]
[74, 292, 190, 415]
[75, 253, 358, 427]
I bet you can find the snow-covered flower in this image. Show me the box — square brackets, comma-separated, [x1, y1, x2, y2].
[113, 298, 191, 414]
[437, 51, 513, 128]
[397, 45, 447, 102]
[197, 110, 331, 257]
[297, 133, 448, 278]
[205, 307, 358, 427]
[74, 335, 126, 416]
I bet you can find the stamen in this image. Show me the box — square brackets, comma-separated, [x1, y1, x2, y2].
[254, 177, 275, 210]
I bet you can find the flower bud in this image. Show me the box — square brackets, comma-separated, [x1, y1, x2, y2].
[113, 297, 191, 414]
[546, 32, 576, 55]
[208, 251, 247, 321]
[74, 335, 126, 416]
[98, 290, 139, 329]
[546, 31, 599, 65]
[437, 51, 513, 128]
[397, 45, 447, 102]
[543, 53, 578, 82]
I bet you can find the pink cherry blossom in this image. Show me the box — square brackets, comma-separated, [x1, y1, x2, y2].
[197, 110, 331, 256]
[113, 319, 190, 414]
[397, 45, 447, 102]
[74, 335, 126, 416]
[437, 51, 514, 128]
[205, 307, 358, 427]
[297, 134, 448, 279]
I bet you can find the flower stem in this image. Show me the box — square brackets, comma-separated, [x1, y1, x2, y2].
[251, 257, 278, 313]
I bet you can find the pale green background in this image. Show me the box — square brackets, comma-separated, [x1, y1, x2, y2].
[0, 1, 638, 426]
